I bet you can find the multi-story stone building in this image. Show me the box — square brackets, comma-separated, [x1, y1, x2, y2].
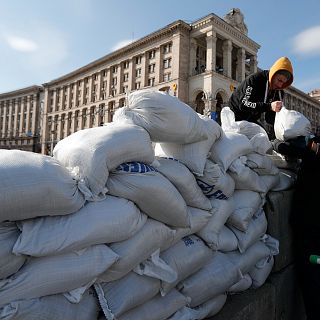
[0, 85, 43, 152]
[1, 8, 320, 154]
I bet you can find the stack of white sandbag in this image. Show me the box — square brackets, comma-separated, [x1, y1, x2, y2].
[0, 90, 281, 320]
[0, 150, 120, 319]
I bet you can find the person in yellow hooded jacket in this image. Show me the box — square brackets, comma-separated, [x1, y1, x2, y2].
[228, 56, 293, 139]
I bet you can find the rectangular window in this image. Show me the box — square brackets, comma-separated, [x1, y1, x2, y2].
[148, 50, 156, 59]
[163, 43, 172, 54]
[135, 82, 141, 89]
[135, 68, 142, 78]
[148, 78, 155, 87]
[123, 60, 130, 69]
[163, 73, 171, 82]
[148, 64, 155, 73]
[123, 73, 129, 82]
[163, 58, 172, 69]
[135, 56, 142, 64]
[112, 66, 118, 74]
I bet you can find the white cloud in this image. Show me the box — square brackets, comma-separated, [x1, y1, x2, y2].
[5, 35, 38, 52]
[111, 39, 135, 51]
[292, 26, 320, 56]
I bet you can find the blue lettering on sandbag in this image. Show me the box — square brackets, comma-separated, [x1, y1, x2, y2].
[182, 236, 194, 247]
[116, 162, 157, 173]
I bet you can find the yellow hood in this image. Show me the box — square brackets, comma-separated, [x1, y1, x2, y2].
[269, 56, 293, 88]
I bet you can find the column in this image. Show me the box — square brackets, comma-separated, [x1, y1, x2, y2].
[2, 104, 7, 137]
[41, 88, 50, 154]
[189, 38, 197, 76]
[250, 55, 258, 74]
[206, 30, 217, 72]
[19, 99, 25, 135]
[31, 94, 37, 135]
[7, 101, 13, 137]
[222, 39, 232, 78]
[13, 100, 19, 136]
[237, 47, 246, 82]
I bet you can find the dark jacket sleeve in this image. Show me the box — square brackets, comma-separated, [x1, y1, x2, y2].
[238, 73, 271, 114]
[271, 136, 320, 159]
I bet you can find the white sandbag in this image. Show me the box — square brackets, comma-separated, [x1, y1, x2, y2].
[209, 131, 253, 172]
[113, 89, 209, 144]
[94, 272, 160, 319]
[249, 255, 274, 289]
[226, 240, 271, 275]
[0, 222, 26, 280]
[53, 122, 155, 201]
[0, 245, 118, 307]
[155, 158, 212, 211]
[220, 106, 240, 133]
[220, 107, 268, 140]
[229, 208, 268, 253]
[154, 114, 223, 176]
[13, 195, 147, 257]
[107, 163, 190, 227]
[237, 121, 269, 140]
[216, 225, 238, 252]
[246, 152, 279, 175]
[160, 235, 213, 296]
[227, 190, 263, 232]
[118, 289, 190, 320]
[228, 157, 270, 193]
[168, 294, 227, 320]
[0, 150, 86, 222]
[197, 197, 235, 250]
[250, 132, 273, 155]
[259, 174, 281, 196]
[270, 169, 296, 191]
[162, 207, 212, 251]
[98, 219, 175, 282]
[133, 249, 177, 283]
[267, 150, 301, 170]
[248, 234, 278, 288]
[274, 106, 311, 141]
[0, 289, 99, 320]
[196, 159, 235, 199]
[228, 274, 252, 294]
[178, 251, 241, 307]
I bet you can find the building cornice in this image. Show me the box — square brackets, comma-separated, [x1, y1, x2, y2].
[286, 86, 320, 107]
[44, 20, 191, 87]
[0, 85, 43, 100]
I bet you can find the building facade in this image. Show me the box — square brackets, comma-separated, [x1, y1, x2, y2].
[0, 86, 43, 152]
[1, 9, 320, 154]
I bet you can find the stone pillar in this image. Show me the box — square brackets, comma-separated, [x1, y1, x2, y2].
[25, 96, 31, 134]
[2, 104, 7, 137]
[13, 100, 19, 136]
[41, 89, 49, 154]
[206, 30, 217, 72]
[19, 100, 25, 135]
[189, 38, 197, 76]
[250, 55, 258, 74]
[52, 89, 57, 112]
[7, 101, 13, 137]
[237, 47, 246, 82]
[31, 94, 37, 136]
[222, 39, 232, 78]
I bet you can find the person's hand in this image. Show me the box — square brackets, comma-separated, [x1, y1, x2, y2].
[271, 101, 283, 112]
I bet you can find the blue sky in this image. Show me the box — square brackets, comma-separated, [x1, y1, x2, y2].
[1, 0, 320, 94]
